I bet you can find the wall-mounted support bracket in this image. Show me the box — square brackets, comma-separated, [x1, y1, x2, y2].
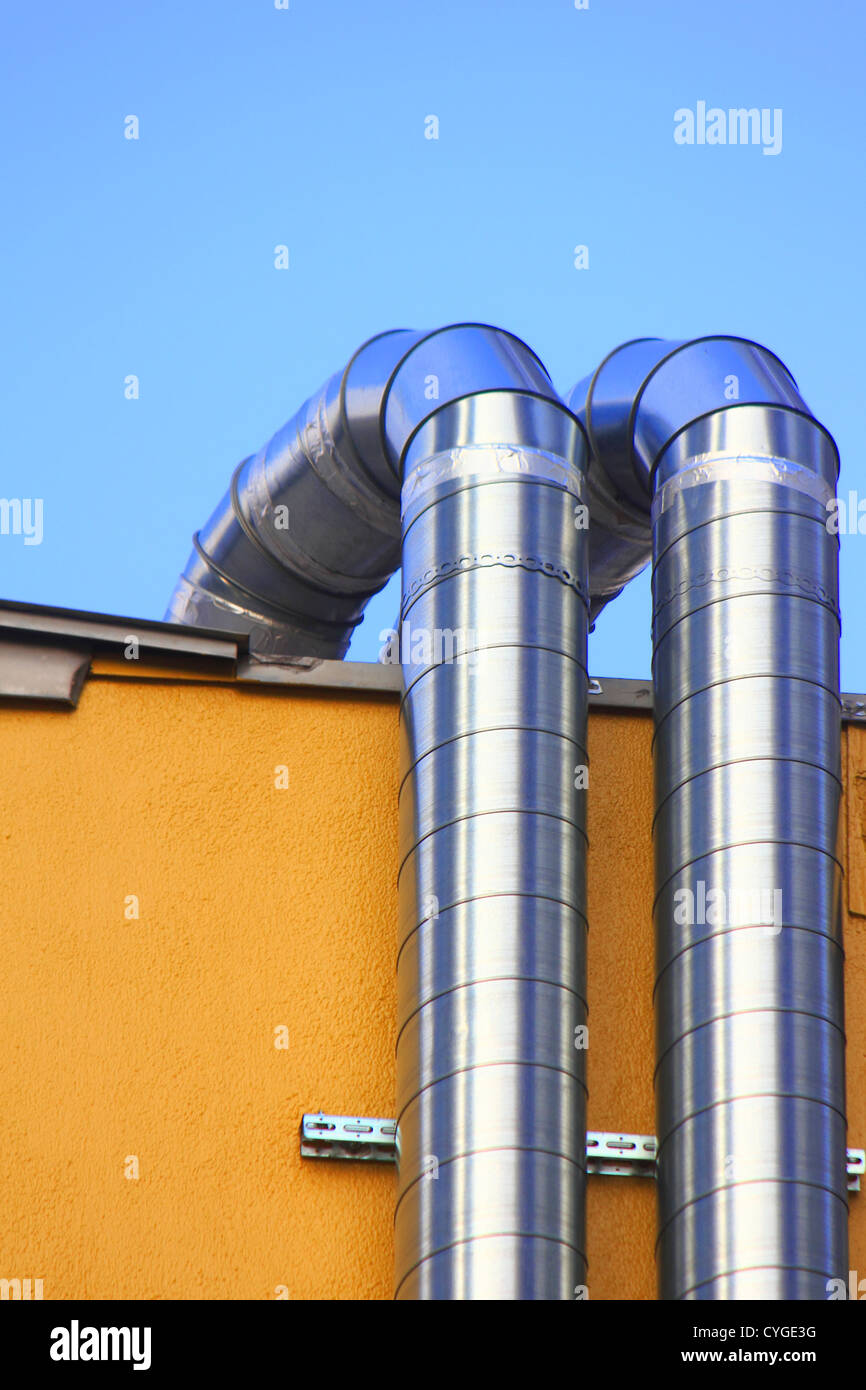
[300, 1113, 397, 1162]
[300, 1115, 866, 1191]
[585, 1130, 657, 1175]
[848, 1148, 866, 1192]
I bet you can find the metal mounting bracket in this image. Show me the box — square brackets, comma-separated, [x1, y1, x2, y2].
[300, 1113, 397, 1162]
[300, 1114, 866, 1190]
[848, 1148, 866, 1192]
[585, 1130, 657, 1175]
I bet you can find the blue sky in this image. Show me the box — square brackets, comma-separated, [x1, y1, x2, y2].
[2, 0, 864, 684]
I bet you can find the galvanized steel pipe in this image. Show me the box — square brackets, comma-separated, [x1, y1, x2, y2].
[577, 337, 847, 1299]
[169, 324, 593, 1299]
[390, 330, 589, 1298]
[165, 329, 425, 658]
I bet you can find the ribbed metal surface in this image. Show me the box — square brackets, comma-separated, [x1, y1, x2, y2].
[393, 380, 589, 1299]
[649, 389, 846, 1299]
[165, 330, 423, 659]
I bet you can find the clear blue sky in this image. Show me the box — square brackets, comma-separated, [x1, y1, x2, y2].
[2, 0, 864, 684]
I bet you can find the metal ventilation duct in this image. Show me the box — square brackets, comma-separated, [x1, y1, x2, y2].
[169, 326, 846, 1302]
[168, 323, 595, 1298]
[392, 333, 589, 1299]
[571, 337, 846, 1299]
[165, 329, 424, 659]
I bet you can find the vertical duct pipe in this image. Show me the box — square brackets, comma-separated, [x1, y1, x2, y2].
[389, 329, 589, 1299]
[167, 324, 594, 1300]
[573, 338, 847, 1300]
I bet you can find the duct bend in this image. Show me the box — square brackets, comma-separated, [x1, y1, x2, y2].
[165, 329, 423, 659]
[166, 326, 621, 656]
[572, 337, 846, 1301]
[168, 323, 593, 1299]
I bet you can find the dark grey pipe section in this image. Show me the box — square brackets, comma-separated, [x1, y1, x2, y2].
[573, 337, 846, 1300]
[165, 329, 423, 658]
[566, 339, 657, 621]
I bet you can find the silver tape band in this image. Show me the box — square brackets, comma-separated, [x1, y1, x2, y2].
[402, 446, 584, 517]
[652, 452, 834, 522]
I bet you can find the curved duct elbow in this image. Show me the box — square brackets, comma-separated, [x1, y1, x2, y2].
[567, 335, 828, 624]
[165, 329, 423, 659]
[566, 340, 664, 622]
[166, 324, 567, 661]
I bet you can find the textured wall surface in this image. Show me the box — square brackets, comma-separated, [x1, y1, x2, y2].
[844, 727, 866, 1290]
[0, 675, 399, 1301]
[0, 672, 863, 1300]
[584, 712, 656, 1299]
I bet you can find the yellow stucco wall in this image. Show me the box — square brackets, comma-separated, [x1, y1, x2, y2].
[0, 675, 398, 1301]
[0, 669, 863, 1299]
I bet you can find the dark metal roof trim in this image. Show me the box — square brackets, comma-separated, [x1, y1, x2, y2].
[588, 676, 654, 712]
[0, 598, 242, 664]
[0, 640, 91, 705]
